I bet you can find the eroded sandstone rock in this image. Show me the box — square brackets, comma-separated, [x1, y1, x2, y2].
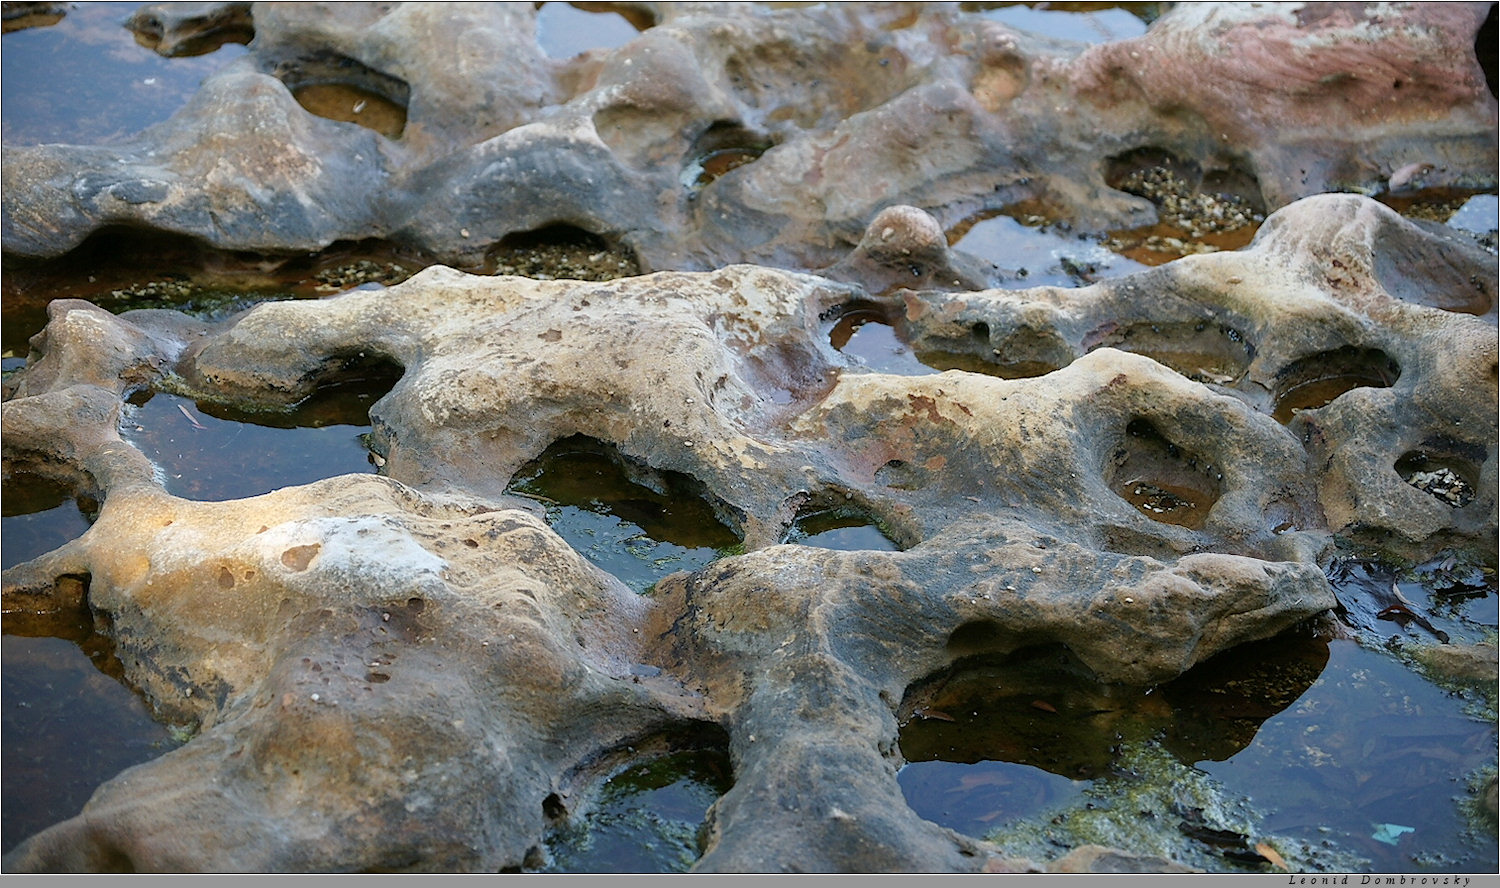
[3, 2, 1493, 273]
[2, 0, 1496, 876]
[5, 186, 1494, 871]
[887, 195, 1498, 560]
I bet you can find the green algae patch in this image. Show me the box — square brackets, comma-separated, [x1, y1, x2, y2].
[985, 738, 1367, 873]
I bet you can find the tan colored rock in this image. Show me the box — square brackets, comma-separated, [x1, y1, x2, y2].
[0, 3, 1494, 867]
[4, 242, 1359, 871]
[890, 196, 1498, 560]
[1416, 640, 1499, 684]
[1051, 843, 1202, 874]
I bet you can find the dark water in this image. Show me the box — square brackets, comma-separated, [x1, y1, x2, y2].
[1, 635, 182, 854]
[118, 390, 381, 502]
[541, 748, 733, 873]
[1, 473, 94, 570]
[507, 436, 741, 594]
[898, 561, 1499, 873]
[1198, 640, 1495, 872]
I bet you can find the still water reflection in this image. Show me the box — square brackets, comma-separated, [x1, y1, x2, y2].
[118, 390, 380, 502]
[507, 436, 741, 594]
[899, 565, 1498, 873]
[1, 2, 248, 146]
[541, 748, 733, 873]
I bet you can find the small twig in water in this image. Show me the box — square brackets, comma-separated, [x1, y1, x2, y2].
[177, 403, 207, 430]
[510, 489, 560, 506]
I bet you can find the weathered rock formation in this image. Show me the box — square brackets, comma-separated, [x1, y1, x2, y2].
[1, 0, 1496, 875]
[4, 184, 1495, 870]
[2, 3, 1494, 273]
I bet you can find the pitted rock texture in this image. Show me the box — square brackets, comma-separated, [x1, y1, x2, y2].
[2, 0, 1497, 876]
[4, 186, 1495, 871]
[884, 194, 1499, 560]
[2, 2, 1494, 275]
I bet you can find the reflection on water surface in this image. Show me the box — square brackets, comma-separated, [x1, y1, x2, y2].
[119, 391, 379, 502]
[541, 748, 732, 873]
[1, 2, 248, 146]
[899, 563, 1498, 873]
[507, 436, 741, 594]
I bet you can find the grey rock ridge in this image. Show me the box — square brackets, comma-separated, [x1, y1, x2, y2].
[1, 0, 1496, 875]
[2, 2, 1494, 272]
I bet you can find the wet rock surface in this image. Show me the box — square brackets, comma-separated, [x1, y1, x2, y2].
[1, 0, 1496, 875]
[2, 2, 1494, 271]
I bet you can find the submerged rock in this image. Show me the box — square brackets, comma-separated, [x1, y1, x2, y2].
[1050, 844, 1203, 874]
